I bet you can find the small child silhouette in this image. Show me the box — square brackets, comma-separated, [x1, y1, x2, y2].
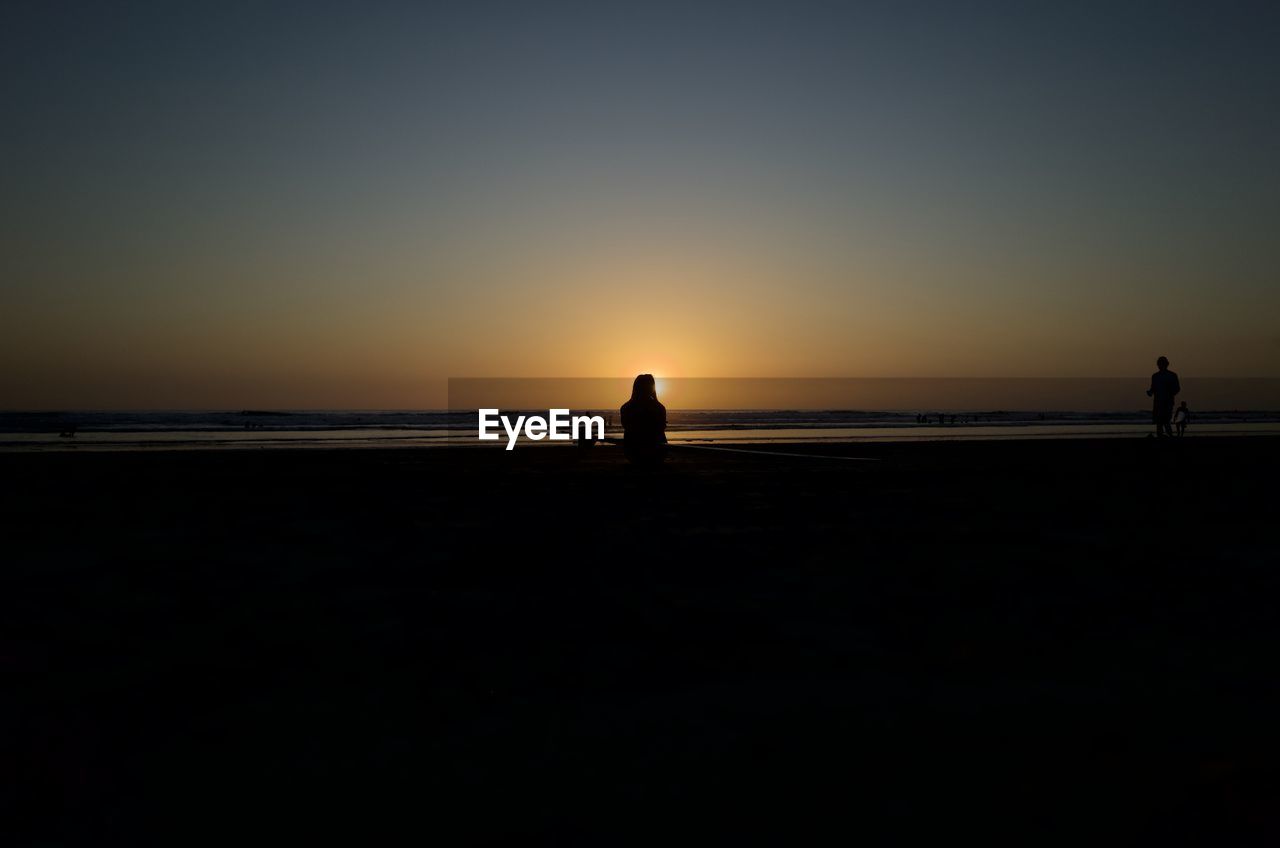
[1173, 401, 1190, 437]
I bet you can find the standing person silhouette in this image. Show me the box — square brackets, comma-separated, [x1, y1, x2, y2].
[1174, 401, 1190, 437]
[1147, 356, 1181, 438]
[621, 374, 667, 465]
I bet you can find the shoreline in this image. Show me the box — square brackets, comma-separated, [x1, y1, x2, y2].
[5, 424, 1280, 452]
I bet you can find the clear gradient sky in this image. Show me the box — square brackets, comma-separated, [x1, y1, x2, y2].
[3, 1, 1278, 409]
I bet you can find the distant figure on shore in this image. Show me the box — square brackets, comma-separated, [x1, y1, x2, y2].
[621, 374, 667, 465]
[1147, 356, 1181, 438]
[1174, 401, 1190, 438]
[59, 424, 77, 438]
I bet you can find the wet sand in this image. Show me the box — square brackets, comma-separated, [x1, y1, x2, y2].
[5, 438, 1280, 843]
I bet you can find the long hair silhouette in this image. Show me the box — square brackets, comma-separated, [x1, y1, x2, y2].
[621, 374, 666, 465]
[630, 373, 657, 403]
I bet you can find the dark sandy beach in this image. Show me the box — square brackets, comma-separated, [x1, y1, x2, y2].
[5, 437, 1280, 843]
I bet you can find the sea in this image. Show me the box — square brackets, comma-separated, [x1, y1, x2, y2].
[2, 409, 1280, 451]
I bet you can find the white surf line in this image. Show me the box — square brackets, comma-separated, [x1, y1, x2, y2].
[666, 443, 880, 461]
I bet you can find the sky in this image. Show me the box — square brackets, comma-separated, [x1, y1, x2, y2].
[2, 1, 1278, 409]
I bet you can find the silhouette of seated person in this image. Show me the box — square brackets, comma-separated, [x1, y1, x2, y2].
[621, 373, 667, 465]
[1147, 355, 1181, 438]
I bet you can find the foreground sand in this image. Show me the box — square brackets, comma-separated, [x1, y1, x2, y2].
[5, 438, 1279, 843]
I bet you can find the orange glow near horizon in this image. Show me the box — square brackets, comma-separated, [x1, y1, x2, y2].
[5, 182, 1279, 410]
